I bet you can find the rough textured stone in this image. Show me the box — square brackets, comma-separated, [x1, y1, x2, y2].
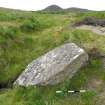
[14, 43, 88, 86]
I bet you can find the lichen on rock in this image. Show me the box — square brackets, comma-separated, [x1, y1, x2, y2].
[14, 43, 88, 86]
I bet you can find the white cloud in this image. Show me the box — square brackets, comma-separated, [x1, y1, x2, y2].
[0, 0, 105, 11]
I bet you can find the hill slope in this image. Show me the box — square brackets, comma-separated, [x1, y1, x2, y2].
[43, 5, 63, 11]
[0, 7, 105, 105]
[43, 5, 91, 12]
[65, 7, 91, 12]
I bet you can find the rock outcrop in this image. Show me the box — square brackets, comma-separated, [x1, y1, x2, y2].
[73, 17, 105, 27]
[14, 43, 88, 86]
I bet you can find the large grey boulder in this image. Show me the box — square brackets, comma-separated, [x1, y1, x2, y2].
[14, 43, 88, 86]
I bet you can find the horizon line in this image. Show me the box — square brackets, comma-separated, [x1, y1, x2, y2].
[0, 5, 105, 12]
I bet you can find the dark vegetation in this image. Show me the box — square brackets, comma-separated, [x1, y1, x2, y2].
[20, 18, 42, 32]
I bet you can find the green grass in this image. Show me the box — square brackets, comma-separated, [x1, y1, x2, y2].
[0, 9, 105, 105]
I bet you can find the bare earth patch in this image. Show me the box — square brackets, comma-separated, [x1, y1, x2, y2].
[86, 78, 104, 91]
[95, 91, 105, 105]
[75, 25, 105, 35]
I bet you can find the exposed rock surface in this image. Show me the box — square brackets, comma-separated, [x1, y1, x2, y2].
[75, 25, 105, 35]
[72, 17, 105, 35]
[73, 17, 105, 27]
[14, 43, 88, 86]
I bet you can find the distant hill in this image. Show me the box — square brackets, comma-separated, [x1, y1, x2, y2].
[65, 7, 91, 12]
[43, 5, 92, 13]
[43, 5, 63, 12]
[0, 7, 25, 12]
[0, 5, 97, 13]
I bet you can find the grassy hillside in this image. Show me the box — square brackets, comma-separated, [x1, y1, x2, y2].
[0, 8, 105, 105]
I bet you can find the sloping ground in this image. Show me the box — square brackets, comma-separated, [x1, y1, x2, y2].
[0, 8, 105, 105]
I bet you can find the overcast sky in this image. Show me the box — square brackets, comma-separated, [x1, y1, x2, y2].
[0, 0, 105, 11]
